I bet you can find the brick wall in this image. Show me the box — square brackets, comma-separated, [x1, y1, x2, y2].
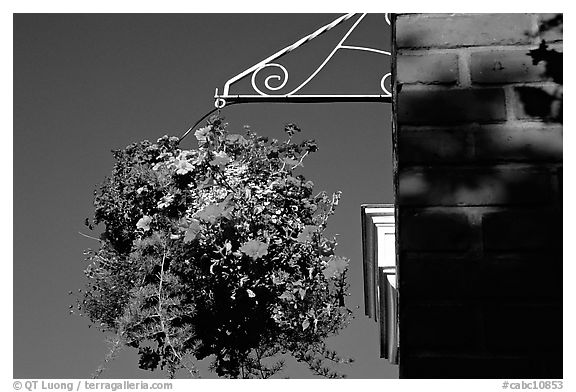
[394, 13, 562, 378]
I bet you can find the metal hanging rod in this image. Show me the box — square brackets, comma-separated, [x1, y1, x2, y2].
[213, 13, 392, 108]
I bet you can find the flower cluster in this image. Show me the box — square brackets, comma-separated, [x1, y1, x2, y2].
[79, 116, 352, 378]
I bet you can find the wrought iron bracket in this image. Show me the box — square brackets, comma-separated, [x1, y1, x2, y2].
[214, 13, 392, 108]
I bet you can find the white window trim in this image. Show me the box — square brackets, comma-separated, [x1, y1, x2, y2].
[361, 204, 398, 364]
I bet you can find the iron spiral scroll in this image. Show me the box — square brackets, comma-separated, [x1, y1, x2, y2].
[214, 13, 392, 108]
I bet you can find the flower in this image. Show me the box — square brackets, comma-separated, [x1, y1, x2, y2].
[194, 126, 211, 144]
[209, 151, 232, 168]
[136, 215, 152, 231]
[157, 194, 175, 209]
[173, 158, 194, 175]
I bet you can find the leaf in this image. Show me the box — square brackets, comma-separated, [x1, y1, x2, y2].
[283, 157, 303, 168]
[176, 217, 190, 231]
[272, 273, 286, 286]
[226, 133, 247, 145]
[239, 240, 268, 260]
[194, 202, 231, 224]
[319, 239, 336, 256]
[138, 347, 160, 371]
[267, 147, 279, 159]
[198, 177, 216, 190]
[297, 225, 318, 243]
[528, 40, 550, 66]
[239, 275, 248, 286]
[303, 180, 314, 189]
[284, 123, 301, 136]
[279, 291, 295, 301]
[81, 117, 354, 378]
[302, 139, 318, 153]
[322, 256, 350, 279]
[184, 220, 202, 243]
[136, 215, 152, 231]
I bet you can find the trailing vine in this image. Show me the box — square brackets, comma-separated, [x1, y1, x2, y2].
[77, 116, 353, 378]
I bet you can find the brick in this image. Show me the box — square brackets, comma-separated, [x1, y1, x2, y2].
[393, 13, 562, 381]
[399, 167, 554, 206]
[400, 255, 483, 300]
[400, 253, 561, 301]
[482, 208, 562, 251]
[514, 86, 562, 121]
[470, 49, 550, 84]
[396, 14, 535, 49]
[473, 125, 563, 163]
[399, 127, 470, 165]
[537, 14, 563, 42]
[557, 167, 562, 203]
[399, 208, 477, 251]
[398, 88, 506, 125]
[400, 125, 563, 165]
[399, 355, 556, 379]
[397, 53, 458, 84]
[401, 303, 483, 352]
[483, 304, 562, 354]
[481, 254, 562, 300]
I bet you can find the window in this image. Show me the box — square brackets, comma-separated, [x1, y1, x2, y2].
[361, 204, 398, 364]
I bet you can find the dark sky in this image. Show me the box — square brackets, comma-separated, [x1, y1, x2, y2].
[13, 13, 395, 379]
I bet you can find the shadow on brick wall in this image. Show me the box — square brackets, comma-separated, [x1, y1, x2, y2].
[396, 14, 563, 379]
[521, 18, 563, 123]
[397, 18, 563, 207]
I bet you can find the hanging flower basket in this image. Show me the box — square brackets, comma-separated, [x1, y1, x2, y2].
[79, 116, 352, 378]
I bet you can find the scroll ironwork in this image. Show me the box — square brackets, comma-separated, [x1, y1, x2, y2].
[214, 13, 392, 108]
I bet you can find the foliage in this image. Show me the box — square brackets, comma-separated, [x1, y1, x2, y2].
[525, 14, 563, 122]
[78, 116, 353, 378]
[528, 14, 562, 85]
